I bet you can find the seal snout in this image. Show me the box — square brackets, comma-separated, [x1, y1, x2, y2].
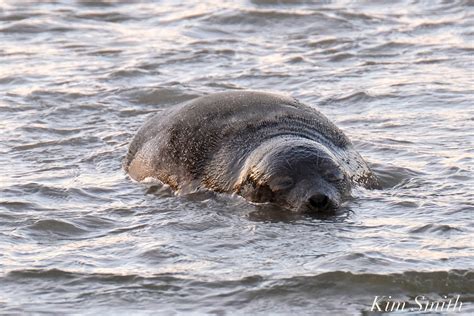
[305, 193, 337, 213]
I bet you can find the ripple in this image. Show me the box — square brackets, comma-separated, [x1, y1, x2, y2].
[202, 9, 315, 26]
[19, 125, 86, 136]
[0, 75, 29, 85]
[27, 219, 88, 236]
[0, 21, 73, 34]
[4, 183, 69, 201]
[333, 91, 377, 103]
[11, 136, 100, 151]
[86, 48, 123, 56]
[3, 269, 472, 305]
[123, 87, 200, 106]
[307, 37, 345, 48]
[262, 270, 474, 295]
[338, 11, 384, 23]
[107, 68, 150, 79]
[74, 12, 132, 23]
[370, 164, 421, 189]
[329, 52, 354, 62]
[139, 247, 180, 261]
[0, 13, 32, 22]
[410, 224, 464, 234]
[0, 201, 39, 211]
[363, 41, 415, 53]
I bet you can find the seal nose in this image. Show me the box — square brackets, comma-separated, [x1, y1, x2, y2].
[308, 193, 330, 212]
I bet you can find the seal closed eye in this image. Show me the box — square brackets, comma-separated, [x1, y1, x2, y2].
[124, 91, 379, 213]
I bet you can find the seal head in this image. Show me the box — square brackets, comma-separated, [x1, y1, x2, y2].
[235, 137, 351, 213]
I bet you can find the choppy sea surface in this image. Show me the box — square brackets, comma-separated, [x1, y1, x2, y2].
[1, 1, 473, 315]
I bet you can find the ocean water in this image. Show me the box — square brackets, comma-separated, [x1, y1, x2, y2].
[0, 0, 473, 315]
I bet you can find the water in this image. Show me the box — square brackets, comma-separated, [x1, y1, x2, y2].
[0, 0, 473, 314]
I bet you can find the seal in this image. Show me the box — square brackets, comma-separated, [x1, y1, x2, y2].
[124, 91, 379, 213]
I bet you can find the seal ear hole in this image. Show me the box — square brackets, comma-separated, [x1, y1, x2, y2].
[308, 194, 330, 211]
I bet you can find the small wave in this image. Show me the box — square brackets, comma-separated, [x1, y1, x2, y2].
[26, 89, 95, 102]
[248, 270, 474, 299]
[4, 268, 171, 285]
[250, 0, 314, 5]
[76, 0, 118, 7]
[139, 247, 180, 261]
[11, 136, 100, 151]
[107, 68, 150, 79]
[0, 200, 39, 211]
[412, 20, 456, 31]
[0, 13, 32, 22]
[108, 224, 147, 235]
[338, 11, 384, 22]
[4, 183, 69, 201]
[6, 268, 78, 280]
[190, 38, 240, 46]
[74, 12, 132, 23]
[19, 125, 86, 136]
[204, 9, 313, 24]
[362, 41, 414, 54]
[329, 52, 354, 62]
[206, 82, 246, 90]
[157, 12, 209, 25]
[201, 9, 333, 29]
[410, 224, 464, 234]
[4, 269, 472, 296]
[122, 87, 200, 106]
[0, 21, 73, 34]
[0, 75, 29, 85]
[414, 57, 450, 64]
[193, 48, 236, 56]
[86, 49, 122, 56]
[307, 37, 343, 48]
[27, 219, 88, 236]
[370, 164, 421, 189]
[330, 91, 377, 103]
[246, 203, 353, 223]
[65, 187, 116, 203]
